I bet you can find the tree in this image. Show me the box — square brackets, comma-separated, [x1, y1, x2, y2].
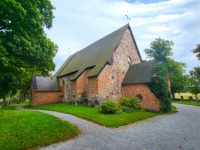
[144, 37, 174, 62]
[167, 59, 187, 99]
[188, 67, 200, 100]
[144, 38, 187, 99]
[147, 63, 171, 112]
[0, 64, 19, 105]
[192, 44, 200, 60]
[0, 0, 58, 104]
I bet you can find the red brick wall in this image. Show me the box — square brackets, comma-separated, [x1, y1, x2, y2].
[123, 84, 160, 111]
[97, 65, 110, 99]
[30, 89, 63, 106]
[88, 77, 98, 96]
[76, 70, 87, 98]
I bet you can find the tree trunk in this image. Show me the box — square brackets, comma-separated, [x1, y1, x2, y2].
[171, 92, 175, 100]
[2, 94, 7, 106]
[18, 89, 24, 104]
[195, 94, 199, 102]
[20, 86, 29, 102]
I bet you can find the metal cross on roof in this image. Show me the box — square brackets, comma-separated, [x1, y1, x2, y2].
[125, 11, 130, 23]
[67, 47, 71, 55]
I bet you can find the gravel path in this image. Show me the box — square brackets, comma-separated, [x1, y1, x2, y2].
[17, 104, 200, 150]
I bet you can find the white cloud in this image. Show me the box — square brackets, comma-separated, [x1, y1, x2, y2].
[46, 0, 200, 73]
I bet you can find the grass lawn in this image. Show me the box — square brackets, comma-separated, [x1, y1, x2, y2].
[26, 103, 160, 128]
[0, 107, 79, 149]
[0, 100, 30, 110]
[173, 101, 200, 107]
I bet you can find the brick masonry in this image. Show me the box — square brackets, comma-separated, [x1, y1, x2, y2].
[123, 84, 160, 111]
[30, 89, 63, 105]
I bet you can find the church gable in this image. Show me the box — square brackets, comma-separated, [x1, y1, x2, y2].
[96, 26, 142, 100]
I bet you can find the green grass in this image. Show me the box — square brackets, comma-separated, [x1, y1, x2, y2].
[0, 100, 30, 110]
[0, 109, 79, 149]
[173, 101, 200, 107]
[26, 103, 159, 128]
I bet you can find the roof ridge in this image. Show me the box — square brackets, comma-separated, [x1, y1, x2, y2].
[74, 24, 129, 55]
[53, 53, 77, 77]
[55, 24, 131, 78]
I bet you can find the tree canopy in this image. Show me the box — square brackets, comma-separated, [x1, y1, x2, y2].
[188, 67, 200, 100]
[144, 37, 174, 61]
[167, 59, 187, 99]
[0, 0, 58, 104]
[192, 44, 200, 60]
[144, 38, 187, 101]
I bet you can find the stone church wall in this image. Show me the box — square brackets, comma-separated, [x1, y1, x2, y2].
[96, 28, 141, 101]
[58, 75, 73, 102]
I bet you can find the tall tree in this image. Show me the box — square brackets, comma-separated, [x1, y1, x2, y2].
[188, 67, 200, 100]
[0, 0, 58, 104]
[144, 37, 174, 62]
[167, 59, 187, 99]
[144, 38, 187, 99]
[192, 44, 200, 60]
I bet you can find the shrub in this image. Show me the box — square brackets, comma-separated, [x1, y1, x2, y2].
[118, 97, 141, 110]
[101, 100, 119, 114]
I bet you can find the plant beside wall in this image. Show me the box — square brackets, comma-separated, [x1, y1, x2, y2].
[147, 62, 171, 112]
[100, 97, 141, 114]
[118, 97, 141, 110]
[100, 100, 119, 114]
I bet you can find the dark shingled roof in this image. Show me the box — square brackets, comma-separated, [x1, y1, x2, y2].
[122, 60, 156, 84]
[32, 76, 61, 92]
[54, 24, 142, 80]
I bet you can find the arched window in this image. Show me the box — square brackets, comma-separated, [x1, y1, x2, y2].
[136, 94, 142, 101]
[62, 80, 65, 93]
[128, 57, 132, 65]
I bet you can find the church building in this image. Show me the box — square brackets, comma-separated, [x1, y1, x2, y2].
[30, 24, 161, 111]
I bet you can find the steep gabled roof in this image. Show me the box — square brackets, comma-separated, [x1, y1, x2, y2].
[32, 76, 61, 91]
[122, 60, 156, 84]
[54, 24, 142, 80]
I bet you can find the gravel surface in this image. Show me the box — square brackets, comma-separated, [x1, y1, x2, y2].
[18, 104, 200, 150]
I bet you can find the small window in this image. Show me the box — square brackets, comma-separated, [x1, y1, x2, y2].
[128, 57, 131, 65]
[136, 94, 142, 101]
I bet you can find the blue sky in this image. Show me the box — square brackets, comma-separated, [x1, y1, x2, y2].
[46, 0, 200, 74]
[124, 0, 167, 4]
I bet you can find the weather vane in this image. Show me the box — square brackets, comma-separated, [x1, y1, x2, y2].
[67, 47, 71, 55]
[125, 11, 130, 23]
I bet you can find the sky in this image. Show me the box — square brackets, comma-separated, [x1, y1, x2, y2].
[45, 0, 200, 74]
